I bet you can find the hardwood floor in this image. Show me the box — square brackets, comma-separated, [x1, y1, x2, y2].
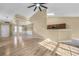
[1, 34, 79, 56]
[0, 35, 57, 56]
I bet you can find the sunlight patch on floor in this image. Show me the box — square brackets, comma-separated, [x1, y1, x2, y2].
[38, 38, 58, 51]
[39, 38, 79, 56]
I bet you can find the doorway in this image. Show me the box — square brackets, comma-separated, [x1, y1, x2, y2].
[13, 23, 33, 36]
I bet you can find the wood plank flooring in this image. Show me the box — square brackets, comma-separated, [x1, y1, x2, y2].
[0, 35, 57, 56]
[1, 35, 79, 56]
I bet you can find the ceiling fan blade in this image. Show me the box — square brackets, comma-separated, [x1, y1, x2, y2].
[27, 5, 36, 8]
[40, 3, 46, 4]
[40, 5, 48, 9]
[34, 6, 37, 11]
[39, 7, 42, 11]
[33, 3, 37, 4]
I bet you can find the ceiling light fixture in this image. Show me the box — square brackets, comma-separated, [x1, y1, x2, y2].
[36, 4, 40, 7]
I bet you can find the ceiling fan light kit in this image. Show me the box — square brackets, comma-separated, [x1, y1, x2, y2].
[27, 3, 48, 11]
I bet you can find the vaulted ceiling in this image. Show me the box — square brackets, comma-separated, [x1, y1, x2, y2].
[47, 3, 79, 16]
[0, 3, 79, 21]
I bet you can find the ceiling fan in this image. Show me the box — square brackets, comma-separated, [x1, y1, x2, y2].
[27, 3, 48, 11]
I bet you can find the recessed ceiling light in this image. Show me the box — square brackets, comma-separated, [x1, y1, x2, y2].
[47, 13, 55, 16]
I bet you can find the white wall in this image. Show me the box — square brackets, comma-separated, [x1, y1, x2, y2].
[31, 10, 71, 41]
[47, 17, 79, 39]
